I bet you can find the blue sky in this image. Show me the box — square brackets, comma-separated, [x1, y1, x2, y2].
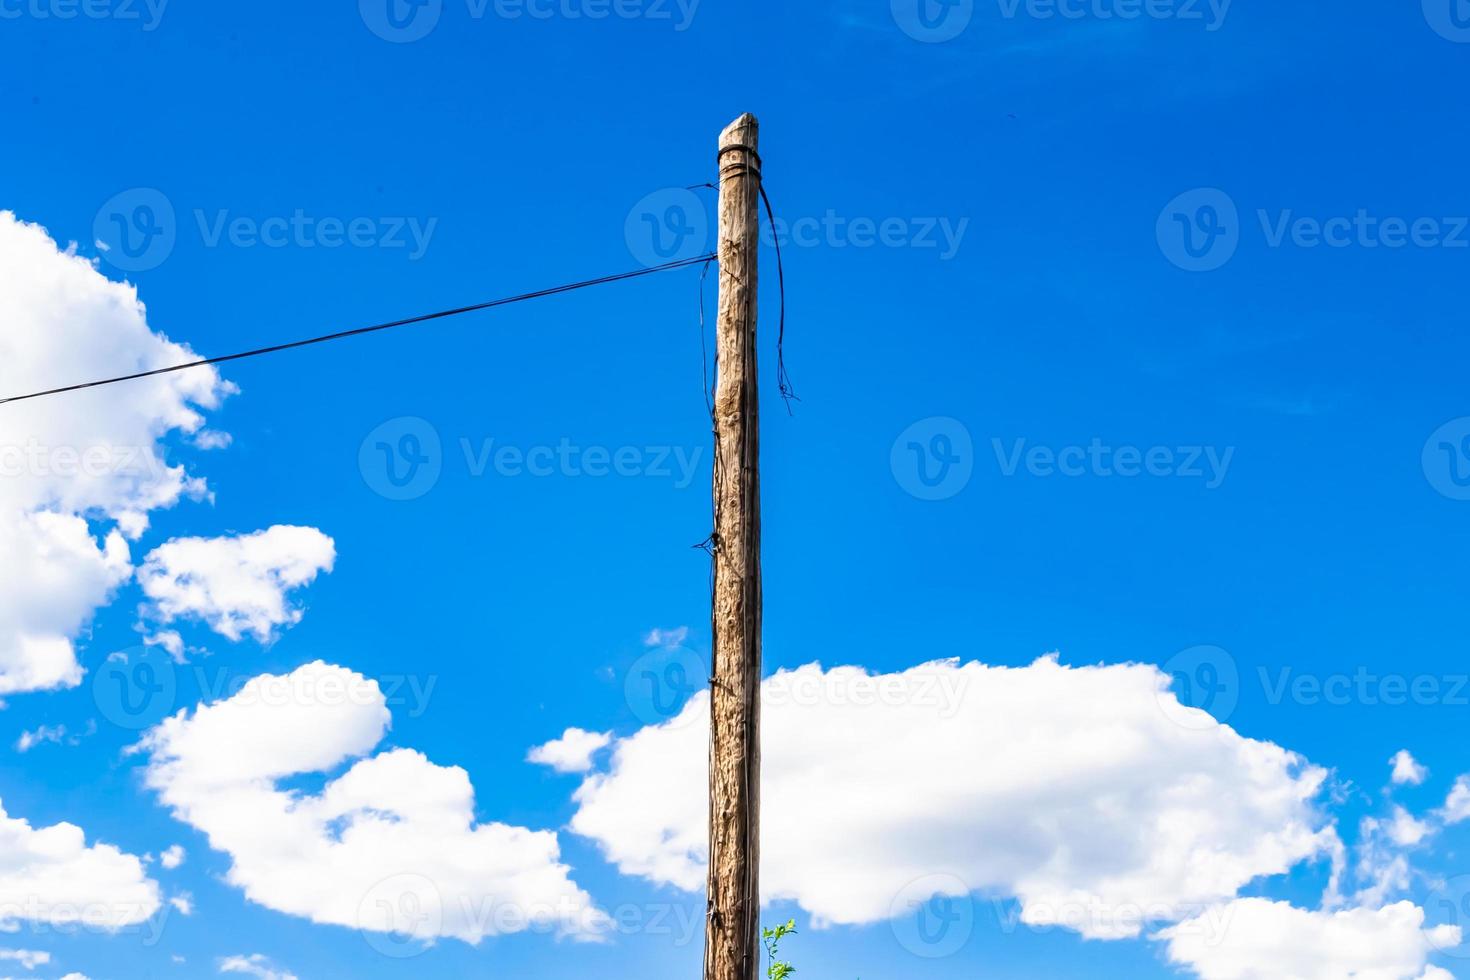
[1, 1, 1470, 978]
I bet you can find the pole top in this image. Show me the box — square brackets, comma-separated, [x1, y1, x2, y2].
[719, 113, 759, 150]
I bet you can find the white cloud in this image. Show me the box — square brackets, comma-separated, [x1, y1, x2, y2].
[0, 513, 131, 694]
[159, 845, 185, 870]
[193, 430, 232, 451]
[1390, 750, 1428, 787]
[218, 954, 297, 980]
[566, 656, 1336, 939]
[1441, 776, 1470, 825]
[528, 728, 611, 774]
[1388, 807, 1432, 847]
[0, 949, 50, 970]
[1158, 899, 1457, 980]
[137, 526, 335, 643]
[15, 724, 66, 753]
[144, 630, 185, 663]
[0, 211, 229, 695]
[1354, 835, 1412, 909]
[169, 893, 193, 915]
[0, 798, 159, 929]
[643, 627, 689, 648]
[140, 661, 605, 945]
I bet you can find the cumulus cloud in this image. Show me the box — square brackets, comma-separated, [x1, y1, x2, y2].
[1346, 782, 1470, 908]
[218, 954, 297, 980]
[0, 798, 159, 930]
[528, 728, 611, 774]
[643, 627, 689, 648]
[139, 661, 604, 946]
[159, 845, 185, 870]
[137, 526, 335, 644]
[566, 656, 1337, 939]
[1386, 807, 1432, 847]
[0, 948, 50, 969]
[15, 724, 67, 753]
[144, 629, 185, 663]
[0, 513, 131, 694]
[1390, 750, 1428, 787]
[0, 210, 228, 695]
[1158, 899, 1457, 980]
[1441, 776, 1470, 825]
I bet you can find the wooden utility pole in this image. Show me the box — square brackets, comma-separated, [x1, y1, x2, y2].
[706, 112, 762, 980]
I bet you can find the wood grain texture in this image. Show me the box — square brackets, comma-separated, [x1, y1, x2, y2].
[705, 111, 762, 980]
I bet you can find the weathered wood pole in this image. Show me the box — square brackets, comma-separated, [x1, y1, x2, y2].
[705, 112, 762, 980]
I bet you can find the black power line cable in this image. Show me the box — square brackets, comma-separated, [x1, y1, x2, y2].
[0, 253, 716, 407]
[691, 171, 797, 413]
